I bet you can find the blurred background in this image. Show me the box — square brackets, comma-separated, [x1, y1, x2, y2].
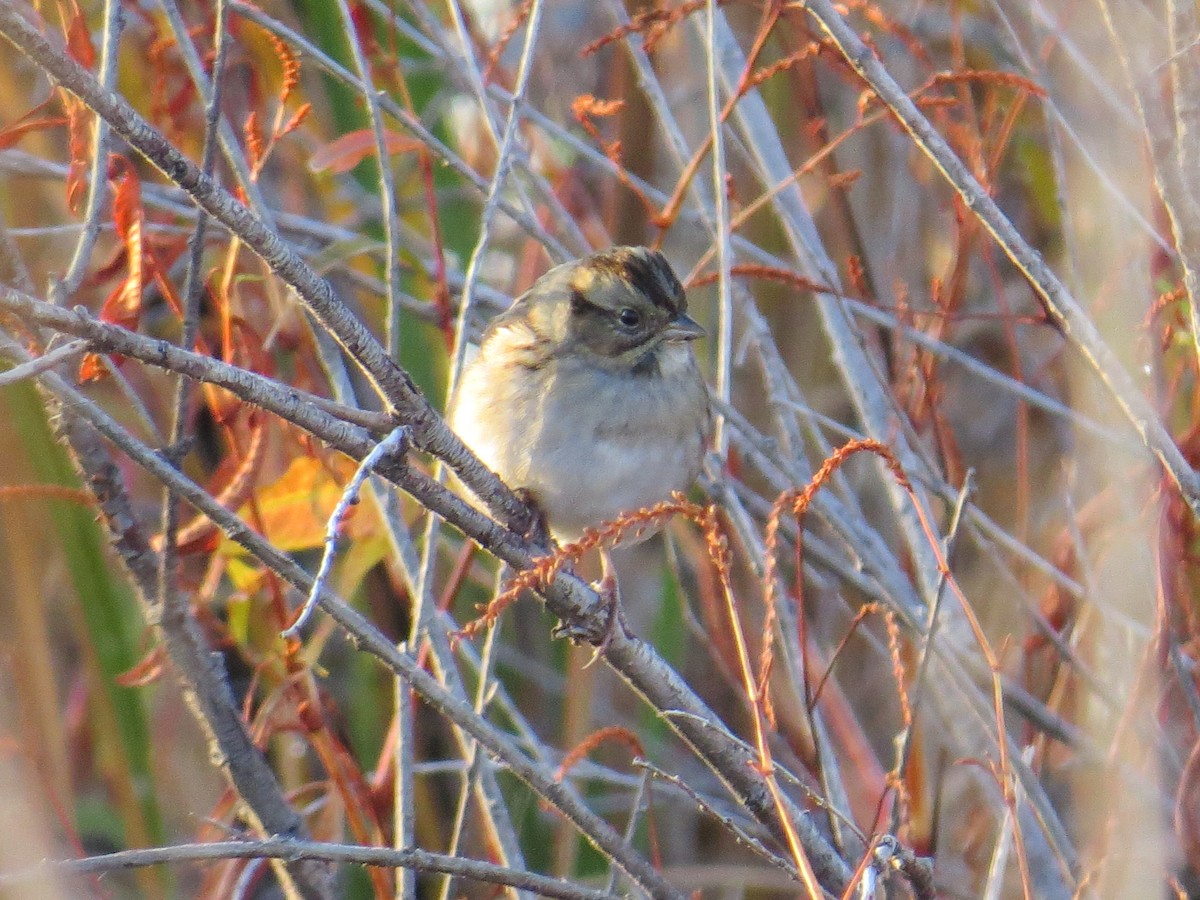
[0, 0, 1194, 896]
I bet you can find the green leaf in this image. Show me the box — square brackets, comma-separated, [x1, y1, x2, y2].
[2, 382, 166, 886]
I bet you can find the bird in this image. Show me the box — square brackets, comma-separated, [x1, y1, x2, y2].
[450, 246, 711, 622]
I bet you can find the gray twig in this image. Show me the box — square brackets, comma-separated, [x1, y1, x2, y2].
[283, 426, 409, 638]
[50, 0, 121, 306]
[0, 338, 87, 385]
[802, 0, 1200, 514]
[0, 839, 615, 900]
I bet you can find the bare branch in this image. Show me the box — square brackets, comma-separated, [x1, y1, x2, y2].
[799, 0, 1200, 514]
[0, 839, 615, 900]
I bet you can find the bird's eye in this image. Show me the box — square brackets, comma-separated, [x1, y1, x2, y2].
[618, 308, 642, 328]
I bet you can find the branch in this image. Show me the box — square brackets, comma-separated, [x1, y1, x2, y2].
[0, 3, 533, 536]
[0, 839, 614, 900]
[799, 0, 1200, 515]
[49, 0, 120, 305]
[0, 282, 854, 892]
[2, 334, 682, 899]
[2, 345, 331, 899]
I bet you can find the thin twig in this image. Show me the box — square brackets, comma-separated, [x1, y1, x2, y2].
[891, 471, 974, 834]
[333, 0, 404, 357]
[0, 839, 615, 900]
[155, 0, 228, 756]
[0, 339, 87, 386]
[0, 5, 535, 534]
[704, 0, 733, 460]
[799, 0, 1200, 515]
[283, 426, 409, 637]
[50, 0, 122, 306]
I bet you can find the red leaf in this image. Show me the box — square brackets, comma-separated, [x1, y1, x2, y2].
[78, 352, 107, 382]
[0, 100, 64, 151]
[308, 128, 423, 174]
[84, 245, 129, 288]
[96, 279, 140, 331]
[63, 95, 90, 213]
[60, 0, 95, 69]
[96, 156, 146, 332]
[0, 115, 69, 151]
[165, 81, 197, 125]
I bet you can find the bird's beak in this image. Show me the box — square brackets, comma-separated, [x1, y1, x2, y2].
[662, 313, 706, 342]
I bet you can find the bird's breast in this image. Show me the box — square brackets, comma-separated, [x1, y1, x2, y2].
[528, 354, 708, 540]
[450, 336, 708, 543]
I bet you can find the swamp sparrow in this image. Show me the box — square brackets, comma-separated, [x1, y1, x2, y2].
[451, 247, 711, 557]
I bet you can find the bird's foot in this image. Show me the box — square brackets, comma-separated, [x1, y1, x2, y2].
[549, 567, 626, 659]
[512, 487, 552, 550]
[583, 568, 625, 667]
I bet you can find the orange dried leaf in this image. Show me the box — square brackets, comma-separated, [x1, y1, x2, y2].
[103, 157, 145, 330]
[78, 352, 107, 382]
[581, 0, 705, 57]
[146, 31, 175, 124]
[746, 45, 820, 91]
[276, 102, 312, 141]
[146, 248, 187, 320]
[483, 0, 534, 82]
[245, 111, 265, 173]
[115, 646, 166, 687]
[94, 281, 140, 331]
[929, 69, 1048, 100]
[828, 169, 862, 190]
[64, 95, 91, 213]
[165, 81, 196, 125]
[556, 726, 645, 780]
[571, 94, 624, 120]
[108, 157, 137, 224]
[267, 31, 301, 104]
[459, 493, 710, 638]
[308, 128, 423, 174]
[0, 104, 66, 151]
[77, 158, 144, 380]
[60, 0, 95, 68]
[689, 264, 839, 297]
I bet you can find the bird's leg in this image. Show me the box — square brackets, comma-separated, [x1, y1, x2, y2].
[512, 487, 552, 551]
[550, 547, 627, 656]
[584, 548, 626, 666]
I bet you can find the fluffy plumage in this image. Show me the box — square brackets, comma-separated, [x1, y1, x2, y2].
[451, 246, 711, 542]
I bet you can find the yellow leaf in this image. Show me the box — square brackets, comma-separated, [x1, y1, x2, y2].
[235, 455, 374, 553]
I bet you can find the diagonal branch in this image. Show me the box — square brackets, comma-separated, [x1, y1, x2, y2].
[798, 0, 1200, 515]
[0, 277, 856, 892]
[0, 3, 533, 536]
[0, 332, 332, 900]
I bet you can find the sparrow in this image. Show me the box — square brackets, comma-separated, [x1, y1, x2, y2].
[451, 246, 711, 570]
